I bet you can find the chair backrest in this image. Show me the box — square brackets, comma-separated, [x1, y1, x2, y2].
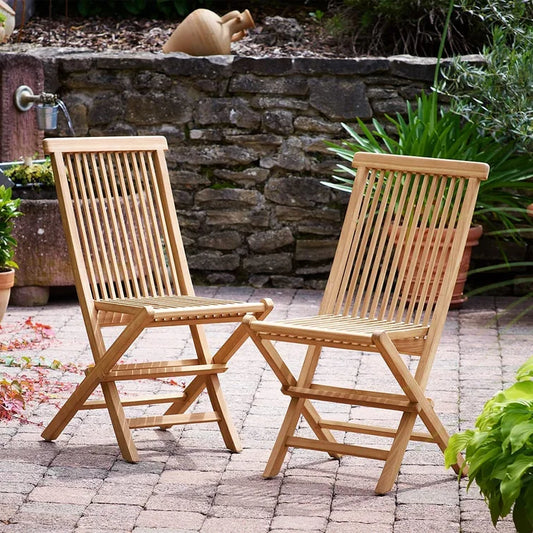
[321, 153, 489, 327]
[44, 136, 194, 309]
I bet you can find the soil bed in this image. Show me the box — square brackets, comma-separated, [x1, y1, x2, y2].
[10, 14, 355, 58]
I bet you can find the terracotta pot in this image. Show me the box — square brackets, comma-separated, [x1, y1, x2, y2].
[0, 0, 15, 43]
[0, 267, 15, 322]
[163, 8, 255, 55]
[397, 225, 483, 308]
[451, 224, 483, 307]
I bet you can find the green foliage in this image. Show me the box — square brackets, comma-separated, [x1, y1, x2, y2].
[317, 0, 484, 56]
[4, 159, 55, 188]
[445, 356, 533, 533]
[0, 186, 22, 270]
[455, 0, 532, 34]
[0, 12, 6, 24]
[308, 10, 325, 23]
[440, 26, 533, 153]
[324, 91, 533, 233]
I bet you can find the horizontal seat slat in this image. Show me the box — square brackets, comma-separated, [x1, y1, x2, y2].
[250, 315, 428, 350]
[95, 295, 266, 321]
[99, 363, 228, 381]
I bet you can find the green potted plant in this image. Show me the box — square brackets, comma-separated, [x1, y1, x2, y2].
[0, 185, 22, 321]
[444, 356, 533, 533]
[1, 157, 55, 199]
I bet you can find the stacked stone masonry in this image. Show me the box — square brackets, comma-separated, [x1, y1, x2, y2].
[6, 48, 528, 290]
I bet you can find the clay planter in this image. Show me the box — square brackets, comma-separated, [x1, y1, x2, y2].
[0, 161, 72, 306]
[0, 267, 15, 321]
[163, 8, 255, 55]
[10, 195, 72, 306]
[397, 225, 483, 308]
[452, 225, 483, 306]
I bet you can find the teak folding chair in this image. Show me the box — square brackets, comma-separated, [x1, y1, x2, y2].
[41, 136, 272, 462]
[244, 152, 489, 494]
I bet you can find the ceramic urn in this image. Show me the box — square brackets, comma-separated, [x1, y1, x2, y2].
[163, 8, 255, 55]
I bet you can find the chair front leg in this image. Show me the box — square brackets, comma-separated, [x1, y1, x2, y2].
[101, 381, 139, 462]
[190, 322, 242, 452]
[41, 308, 152, 446]
[264, 396, 306, 478]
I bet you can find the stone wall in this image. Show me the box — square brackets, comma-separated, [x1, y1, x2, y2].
[4, 48, 530, 291]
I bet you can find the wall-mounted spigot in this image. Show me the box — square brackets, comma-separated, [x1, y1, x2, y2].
[14, 85, 76, 135]
[14, 85, 58, 112]
[14, 85, 60, 131]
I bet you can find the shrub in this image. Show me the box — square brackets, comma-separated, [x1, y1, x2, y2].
[43, 0, 213, 18]
[445, 356, 533, 533]
[316, 0, 486, 56]
[440, 26, 533, 153]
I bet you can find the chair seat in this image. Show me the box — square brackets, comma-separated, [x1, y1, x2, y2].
[95, 295, 267, 325]
[248, 314, 429, 352]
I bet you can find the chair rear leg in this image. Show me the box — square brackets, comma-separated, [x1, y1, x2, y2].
[101, 382, 139, 463]
[205, 374, 242, 452]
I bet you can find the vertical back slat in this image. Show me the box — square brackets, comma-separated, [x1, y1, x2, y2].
[143, 152, 177, 295]
[337, 169, 379, 315]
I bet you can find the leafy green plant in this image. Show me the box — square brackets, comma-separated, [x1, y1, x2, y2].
[455, 0, 532, 34]
[4, 158, 55, 188]
[440, 26, 533, 153]
[324, 91, 533, 233]
[0, 186, 22, 271]
[309, 9, 325, 23]
[444, 356, 533, 533]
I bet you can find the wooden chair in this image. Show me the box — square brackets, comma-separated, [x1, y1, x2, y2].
[244, 152, 489, 494]
[41, 136, 273, 462]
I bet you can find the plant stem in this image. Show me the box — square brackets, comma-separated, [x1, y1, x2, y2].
[434, 0, 455, 89]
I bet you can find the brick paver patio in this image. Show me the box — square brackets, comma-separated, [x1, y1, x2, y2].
[1, 287, 531, 532]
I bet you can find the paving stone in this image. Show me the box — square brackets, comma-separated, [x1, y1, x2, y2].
[393, 521, 460, 532]
[28, 485, 95, 505]
[92, 481, 154, 505]
[77, 504, 142, 531]
[10, 502, 85, 528]
[326, 522, 392, 533]
[271, 515, 328, 530]
[201, 517, 270, 533]
[135, 510, 205, 530]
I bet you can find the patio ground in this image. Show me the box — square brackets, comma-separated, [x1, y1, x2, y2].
[1, 287, 531, 532]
